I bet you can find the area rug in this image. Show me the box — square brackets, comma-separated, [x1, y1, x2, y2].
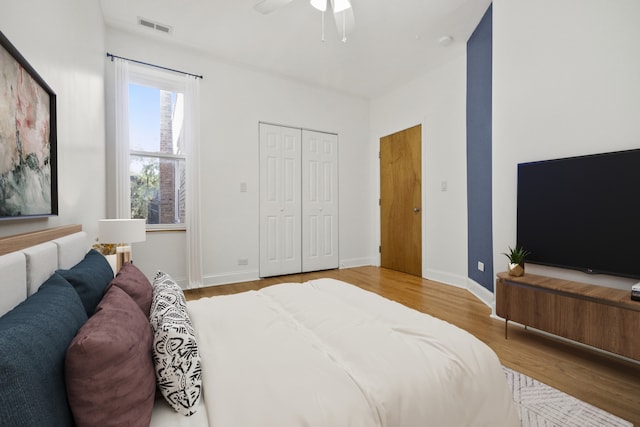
[502, 366, 632, 427]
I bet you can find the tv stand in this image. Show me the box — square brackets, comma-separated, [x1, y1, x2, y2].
[496, 272, 640, 361]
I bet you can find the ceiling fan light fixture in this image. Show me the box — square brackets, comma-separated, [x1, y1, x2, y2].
[332, 0, 351, 13]
[310, 0, 327, 12]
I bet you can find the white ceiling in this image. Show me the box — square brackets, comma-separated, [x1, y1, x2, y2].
[100, 0, 491, 98]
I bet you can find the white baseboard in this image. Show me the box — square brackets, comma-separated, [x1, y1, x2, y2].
[340, 257, 377, 269]
[423, 268, 467, 289]
[422, 269, 494, 309]
[465, 278, 495, 309]
[201, 259, 376, 287]
[203, 270, 260, 287]
[198, 259, 374, 289]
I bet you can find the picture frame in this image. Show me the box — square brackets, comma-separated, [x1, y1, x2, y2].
[0, 30, 58, 220]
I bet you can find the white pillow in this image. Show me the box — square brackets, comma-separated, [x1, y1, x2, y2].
[150, 272, 202, 416]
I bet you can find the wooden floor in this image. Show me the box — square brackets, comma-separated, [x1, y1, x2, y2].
[184, 266, 640, 425]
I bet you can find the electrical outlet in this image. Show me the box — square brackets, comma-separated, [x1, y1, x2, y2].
[238, 258, 248, 266]
[441, 181, 448, 192]
[477, 261, 484, 272]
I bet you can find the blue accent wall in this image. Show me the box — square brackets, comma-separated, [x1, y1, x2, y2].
[466, 4, 494, 291]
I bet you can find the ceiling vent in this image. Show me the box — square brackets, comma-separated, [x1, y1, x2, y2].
[138, 17, 173, 35]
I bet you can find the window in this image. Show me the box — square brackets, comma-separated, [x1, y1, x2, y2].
[112, 57, 203, 286]
[128, 80, 185, 228]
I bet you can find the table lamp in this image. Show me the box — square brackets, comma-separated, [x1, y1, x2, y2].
[98, 219, 146, 271]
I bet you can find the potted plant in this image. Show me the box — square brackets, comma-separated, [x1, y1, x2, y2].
[503, 246, 531, 277]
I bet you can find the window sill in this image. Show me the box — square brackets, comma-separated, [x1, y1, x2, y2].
[145, 227, 186, 233]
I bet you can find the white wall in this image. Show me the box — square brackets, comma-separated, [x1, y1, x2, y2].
[3, 1, 635, 295]
[493, 0, 640, 289]
[371, 0, 640, 297]
[0, 0, 106, 240]
[105, 29, 373, 286]
[370, 48, 469, 289]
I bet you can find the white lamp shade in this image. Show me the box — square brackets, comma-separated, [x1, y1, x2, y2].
[332, 0, 351, 13]
[310, 0, 327, 12]
[98, 219, 146, 244]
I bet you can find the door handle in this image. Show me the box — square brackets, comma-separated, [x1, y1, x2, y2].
[413, 207, 420, 213]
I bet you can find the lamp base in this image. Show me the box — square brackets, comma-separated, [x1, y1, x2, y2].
[116, 246, 131, 272]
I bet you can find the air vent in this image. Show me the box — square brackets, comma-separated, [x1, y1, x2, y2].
[154, 24, 171, 34]
[138, 17, 173, 35]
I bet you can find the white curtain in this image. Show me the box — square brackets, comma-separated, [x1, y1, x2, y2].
[184, 75, 203, 288]
[114, 58, 131, 219]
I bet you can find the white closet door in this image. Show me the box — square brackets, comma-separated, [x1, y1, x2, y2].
[302, 130, 339, 272]
[259, 124, 302, 277]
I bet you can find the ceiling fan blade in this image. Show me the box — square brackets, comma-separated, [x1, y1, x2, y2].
[331, 2, 355, 40]
[253, 0, 294, 14]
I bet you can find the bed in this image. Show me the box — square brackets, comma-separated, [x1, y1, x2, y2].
[0, 225, 519, 427]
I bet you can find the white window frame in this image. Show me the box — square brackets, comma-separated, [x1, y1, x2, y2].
[128, 65, 187, 231]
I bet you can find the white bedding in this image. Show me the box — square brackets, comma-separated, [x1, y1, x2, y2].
[151, 396, 209, 427]
[187, 278, 520, 427]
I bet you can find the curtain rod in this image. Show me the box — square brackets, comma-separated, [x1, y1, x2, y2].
[106, 52, 203, 79]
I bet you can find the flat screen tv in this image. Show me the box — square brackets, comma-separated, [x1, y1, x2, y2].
[517, 148, 640, 280]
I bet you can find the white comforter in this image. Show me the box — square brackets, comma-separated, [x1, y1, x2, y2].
[186, 278, 520, 427]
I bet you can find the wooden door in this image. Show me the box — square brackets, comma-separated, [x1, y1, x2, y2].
[380, 125, 422, 276]
[301, 130, 339, 272]
[259, 123, 302, 277]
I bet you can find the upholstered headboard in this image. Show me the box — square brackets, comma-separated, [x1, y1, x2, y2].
[0, 225, 208, 427]
[0, 225, 156, 426]
[0, 225, 88, 317]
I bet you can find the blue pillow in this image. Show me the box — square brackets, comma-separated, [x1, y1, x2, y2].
[0, 273, 88, 427]
[57, 249, 114, 316]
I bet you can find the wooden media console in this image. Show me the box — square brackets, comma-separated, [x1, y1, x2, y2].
[496, 272, 640, 361]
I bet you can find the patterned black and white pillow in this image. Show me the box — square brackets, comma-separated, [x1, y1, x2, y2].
[150, 272, 202, 416]
[150, 272, 188, 328]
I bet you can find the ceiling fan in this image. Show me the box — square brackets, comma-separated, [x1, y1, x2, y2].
[254, 0, 355, 43]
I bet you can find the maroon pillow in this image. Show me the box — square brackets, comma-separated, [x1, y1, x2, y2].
[107, 262, 153, 316]
[65, 286, 155, 427]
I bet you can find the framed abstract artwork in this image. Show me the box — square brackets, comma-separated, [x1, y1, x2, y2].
[0, 30, 58, 220]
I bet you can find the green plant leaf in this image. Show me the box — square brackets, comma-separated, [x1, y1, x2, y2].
[502, 245, 531, 264]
